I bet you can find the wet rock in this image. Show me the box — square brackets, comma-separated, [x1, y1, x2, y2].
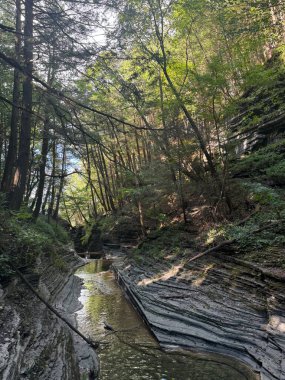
[87, 226, 103, 252]
[0, 250, 99, 380]
[114, 254, 285, 380]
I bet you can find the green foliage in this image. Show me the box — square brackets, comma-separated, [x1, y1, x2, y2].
[50, 248, 68, 272]
[0, 255, 14, 281]
[59, 0, 285, 234]
[35, 218, 57, 241]
[206, 183, 285, 252]
[206, 214, 285, 252]
[242, 65, 281, 90]
[0, 204, 70, 281]
[97, 215, 118, 233]
[206, 227, 226, 245]
[244, 182, 280, 206]
[227, 223, 285, 250]
[35, 217, 69, 244]
[117, 186, 140, 200]
[80, 222, 97, 247]
[13, 210, 33, 221]
[13, 222, 51, 254]
[231, 139, 285, 179]
[134, 224, 194, 260]
[266, 161, 285, 185]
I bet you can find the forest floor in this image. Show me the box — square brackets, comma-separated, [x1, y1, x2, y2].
[130, 185, 285, 279]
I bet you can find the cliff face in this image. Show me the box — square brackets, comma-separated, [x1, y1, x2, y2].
[114, 253, 285, 380]
[229, 58, 285, 156]
[0, 250, 99, 380]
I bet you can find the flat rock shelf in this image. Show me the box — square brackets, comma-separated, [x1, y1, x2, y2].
[113, 253, 285, 380]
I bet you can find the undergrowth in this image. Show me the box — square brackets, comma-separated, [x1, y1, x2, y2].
[132, 223, 197, 263]
[231, 138, 285, 182]
[0, 196, 70, 282]
[133, 182, 285, 269]
[204, 182, 285, 264]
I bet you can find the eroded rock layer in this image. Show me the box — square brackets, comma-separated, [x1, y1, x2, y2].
[0, 250, 99, 380]
[114, 254, 285, 380]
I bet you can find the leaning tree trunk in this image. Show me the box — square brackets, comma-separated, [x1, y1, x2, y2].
[9, 0, 33, 210]
[83, 139, 98, 217]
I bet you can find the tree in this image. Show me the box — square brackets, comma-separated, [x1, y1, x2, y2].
[0, 0, 21, 196]
[8, 0, 33, 209]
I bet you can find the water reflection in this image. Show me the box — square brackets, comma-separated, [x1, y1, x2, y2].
[76, 259, 257, 380]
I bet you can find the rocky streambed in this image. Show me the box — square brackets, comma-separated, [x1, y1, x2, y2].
[0, 250, 99, 380]
[114, 252, 285, 380]
[2, 244, 284, 380]
[75, 256, 257, 380]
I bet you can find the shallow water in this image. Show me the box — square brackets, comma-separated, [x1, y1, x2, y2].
[75, 259, 257, 380]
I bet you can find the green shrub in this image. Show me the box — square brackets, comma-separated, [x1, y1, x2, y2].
[50, 249, 68, 272]
[0, 255, 14, 281]
[204, 182, 285, 251]
[0, 206, 70, 281]
[224, 223, 282, 250]
[50, 221, 69, 244]
[36, 216, 69, 244]
[266, 161, 285, 185]
[231, 138, 285, 178]
[36, 217, 56, 239]
[244, 182, 280, 206]
[80, 223, 92, 246]
[133, 224, 193, 260]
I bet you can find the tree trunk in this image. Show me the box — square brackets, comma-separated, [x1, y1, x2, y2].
[98, 146, 116, 212]
[91, 146, 109, 213]
[41, 175, 52, 215]
[53, 144, 66, 220]
[9, 0, 33, 210]
[1, 0, 21, 195]
[24, 120, 37, 203]
[84, 139, 98, 218]
[47, 140, 56, 220]
[33, 108, 51, 218]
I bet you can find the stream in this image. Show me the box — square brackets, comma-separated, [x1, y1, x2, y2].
[75, 258, 258, 380]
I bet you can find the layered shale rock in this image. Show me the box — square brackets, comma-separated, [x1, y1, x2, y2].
[229, 57, 285, 156]
[115, 253, 285, 380]
[0, 250, 99, 380]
